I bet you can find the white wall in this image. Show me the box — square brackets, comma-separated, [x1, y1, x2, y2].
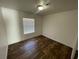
[1, 7, 42, 45]
[1, 8, 22, 45]
[0, 7, 8, 59]
[42, 10, 78, 59]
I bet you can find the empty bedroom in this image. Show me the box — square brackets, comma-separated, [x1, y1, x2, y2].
[0, 0, 78, 59]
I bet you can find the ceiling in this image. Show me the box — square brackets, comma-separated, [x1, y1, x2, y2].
[0, 0, 78, 15]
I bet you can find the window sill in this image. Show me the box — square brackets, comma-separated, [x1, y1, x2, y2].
[24, 32, 35, 35]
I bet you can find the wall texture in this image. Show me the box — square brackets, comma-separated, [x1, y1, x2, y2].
[42, 10, 78, 59]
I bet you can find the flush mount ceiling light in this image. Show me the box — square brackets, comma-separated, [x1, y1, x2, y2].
[37, 5, 44, 11]
[37, 1, 50, 11]
[35, 0, 50, 13]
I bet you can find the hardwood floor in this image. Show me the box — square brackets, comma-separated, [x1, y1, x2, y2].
[7, 35, 72, 59]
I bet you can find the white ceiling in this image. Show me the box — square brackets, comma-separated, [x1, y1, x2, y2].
[0, 0, 77, 15]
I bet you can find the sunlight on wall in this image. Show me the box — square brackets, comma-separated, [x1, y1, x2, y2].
[1, 7, 21, 44]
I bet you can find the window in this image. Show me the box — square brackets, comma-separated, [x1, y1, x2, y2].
[23, 18, 35, 34]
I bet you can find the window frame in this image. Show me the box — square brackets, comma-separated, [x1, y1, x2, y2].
[23, 17, 35, 34]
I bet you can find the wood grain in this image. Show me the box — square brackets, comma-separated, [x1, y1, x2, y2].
[7, 35, 72, 59]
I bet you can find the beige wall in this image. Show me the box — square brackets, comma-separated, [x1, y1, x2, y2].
[0, 7, 8, 59]
[42, 10, 78, 59]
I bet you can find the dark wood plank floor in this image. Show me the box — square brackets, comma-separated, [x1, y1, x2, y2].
[7, 35, 72, 59]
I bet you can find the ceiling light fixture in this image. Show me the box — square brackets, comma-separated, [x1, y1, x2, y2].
[37, 5, 44, 11]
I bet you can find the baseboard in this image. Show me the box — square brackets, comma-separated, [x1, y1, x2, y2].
[9, 35, 72, 50]
[8, 35, 42, 46]
[41, 35, 72, 49]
